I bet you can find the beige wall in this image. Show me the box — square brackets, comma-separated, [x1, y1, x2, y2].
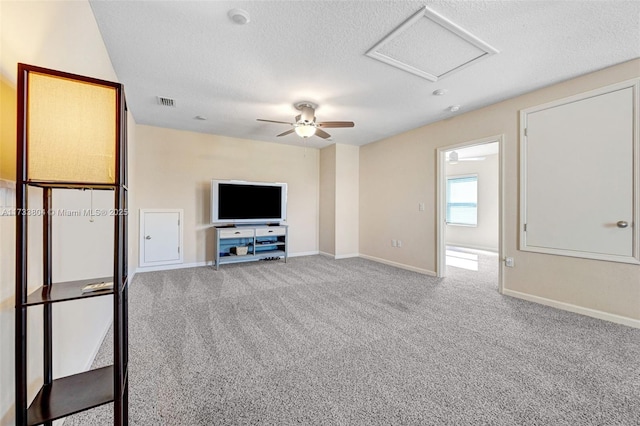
[446, 153, 499, 252]
[0, 1, 135, 424]
[0, 77, 16, 181]
[335, 144, 359, 258]
[360, 58, 640, 321]
[359, 127, 434, 274]
[319, 145, 336, 255]
[319, 144, 359, 258]
[127, 114, 138, 279]
[134, 125, 319, 269]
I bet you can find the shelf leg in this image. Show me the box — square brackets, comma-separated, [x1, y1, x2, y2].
[15, 153, 28, 424]
[15, 307, 27, 425]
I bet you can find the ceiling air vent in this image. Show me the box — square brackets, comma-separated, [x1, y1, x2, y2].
[366, 6, 499, 82]
[156, 96, 176, 107]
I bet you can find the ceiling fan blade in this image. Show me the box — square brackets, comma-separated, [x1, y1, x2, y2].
[257, 119, 293, 125]
[315, 128, 331, 139]
[317, 121, 355, 128]
[276, 129, 295, 137]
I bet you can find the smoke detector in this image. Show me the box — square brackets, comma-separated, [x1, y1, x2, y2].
[228, 9, 250, 25]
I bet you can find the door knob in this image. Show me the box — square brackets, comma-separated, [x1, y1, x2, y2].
[616, 221, 629, 228]
[145, 235, 152, 239]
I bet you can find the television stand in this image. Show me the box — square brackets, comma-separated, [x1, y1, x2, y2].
[213, 225, 288, 270]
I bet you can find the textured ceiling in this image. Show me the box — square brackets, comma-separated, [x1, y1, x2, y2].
[89, 0, 640, 149]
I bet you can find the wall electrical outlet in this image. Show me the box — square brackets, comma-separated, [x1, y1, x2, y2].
[418, 202, 425, 211]
[397, 240, 402, 248]
[392, 239, 397, 247]
[505, 257, 514, 267]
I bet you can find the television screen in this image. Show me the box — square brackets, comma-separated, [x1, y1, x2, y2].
[211, 180, 287, 224]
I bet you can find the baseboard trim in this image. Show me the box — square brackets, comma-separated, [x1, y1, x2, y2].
[289, 251, 320, 258]
[318, 252, 361, 260]
[136, 261, 212, 273]
[503, 289, 640, 329]
[359, 254, 436, 276]
[335, 253, 359, 259]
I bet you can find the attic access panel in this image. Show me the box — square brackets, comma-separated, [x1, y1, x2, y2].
[366, 6, 499, 82]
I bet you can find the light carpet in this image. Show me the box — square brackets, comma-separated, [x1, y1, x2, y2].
[64, 255, 639, 425]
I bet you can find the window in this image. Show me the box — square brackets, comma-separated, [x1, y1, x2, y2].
[446, 175, 478, 226]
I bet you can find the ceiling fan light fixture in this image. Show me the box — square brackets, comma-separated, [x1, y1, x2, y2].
[258, 101, 352, 140]
[295, 124, 316, 138]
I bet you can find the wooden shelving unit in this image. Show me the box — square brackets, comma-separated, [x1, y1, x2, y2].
[26, 366, 115, 425]
[25, 277, 114, 306]
[14, 64, 129, 425]
[214, 225, 288, 270]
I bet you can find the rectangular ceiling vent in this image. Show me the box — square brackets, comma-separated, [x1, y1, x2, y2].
[366, 6, 499, 82]
[156, 96, 176, 107]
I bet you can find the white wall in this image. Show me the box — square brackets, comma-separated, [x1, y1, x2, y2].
[0, 1, 135, 424]
[446, 153, 499, 251]
[360, 58, 640, 323]
[133, 124, 319, 270]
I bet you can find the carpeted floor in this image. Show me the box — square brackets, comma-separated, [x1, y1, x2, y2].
[65, 255, 639, 425]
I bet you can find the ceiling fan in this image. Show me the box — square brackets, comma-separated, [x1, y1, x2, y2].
[447, 151, 486, 163]
[257, 101, 355, 139]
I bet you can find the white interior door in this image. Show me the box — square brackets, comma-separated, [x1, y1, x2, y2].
[140, 209, 183, 267]
[521, 80, 639, 263]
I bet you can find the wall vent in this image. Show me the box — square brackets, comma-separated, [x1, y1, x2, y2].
[157, 96, 176, 107]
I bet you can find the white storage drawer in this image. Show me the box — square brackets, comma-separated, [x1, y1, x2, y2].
[255, 227, 286, 237]
[219, 228, 255, 239]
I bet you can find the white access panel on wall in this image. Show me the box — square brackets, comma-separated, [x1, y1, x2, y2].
[520, 79, 639, 264]
[139, 209, 184, 267]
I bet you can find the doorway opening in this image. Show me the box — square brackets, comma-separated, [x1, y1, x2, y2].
[436, 136, 504, 292]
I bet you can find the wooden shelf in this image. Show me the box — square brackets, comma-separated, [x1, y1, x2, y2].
[15, 64, 129, 426]
[219, 249, 286, 265]
[254, 249, 286, 258]
[26, 180, 119, 190]
[25, 277, 114, 306]
[26, 366, 114, 425]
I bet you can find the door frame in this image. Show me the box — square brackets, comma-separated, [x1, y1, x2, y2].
[139, 208, 184, 268]
[436, 135, 505, 293]
[519, 78, 640, 264]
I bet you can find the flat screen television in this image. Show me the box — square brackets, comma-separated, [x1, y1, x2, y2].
[211, 180, 287, 224]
